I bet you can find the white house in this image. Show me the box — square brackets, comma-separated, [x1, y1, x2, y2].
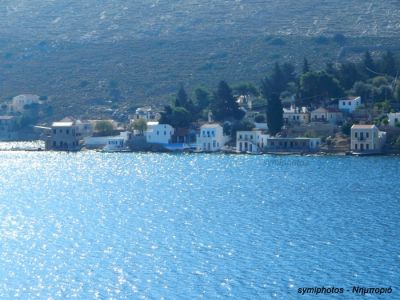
[84, 131, 131, 149]
[11, 94, 40, 112]
[350, 125, 386, 153]
[196, 123, 229, 152]
[145, 122, 174, 144]
[339, 96, 362, 113]
[283, 105, 310, 125]
[387, 112, 400, 127]
[103, 132, 132, 152]
[236, 130, 270, 153]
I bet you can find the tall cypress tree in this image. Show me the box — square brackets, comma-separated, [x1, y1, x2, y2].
[302, 58, 310, 74]
[175, 86, 188, 108]
[266, 93, 283, 136]
[261, 63, 285, 135]
[363, 51, 375, 78]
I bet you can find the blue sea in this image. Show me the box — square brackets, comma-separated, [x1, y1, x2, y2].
[0, 151, 399, 299]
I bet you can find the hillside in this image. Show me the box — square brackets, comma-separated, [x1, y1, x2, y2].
[0, 0, 399, 119]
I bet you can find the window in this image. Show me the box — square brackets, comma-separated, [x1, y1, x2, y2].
[355, 143, 357, 150]
[355, 132, 358, 138]
[239, 135, 242, 139]
[366, 144, 369, 150]
[348, 101, 351, 105]
[164, 131, 166, 135]
[53, 129, 56, 134]
[66, 129, 69, 135]
[366, 132, 369, 138]
[157, 130, 159, 135]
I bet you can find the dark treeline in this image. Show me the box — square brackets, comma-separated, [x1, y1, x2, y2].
[160, 50, 400, 136]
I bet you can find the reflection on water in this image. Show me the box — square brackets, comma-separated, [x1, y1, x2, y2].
[0, 141, 45, 151]
[0, 152, 399, 299]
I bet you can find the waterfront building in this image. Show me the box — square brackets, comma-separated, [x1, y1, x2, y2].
[236, 130, 270, 154]
[338, 96, 362, 113]
[350, 125, 386, 154]
[102, 132, 132, 152]
[265, 137, 321, 153]
[0, 116, 18, 141]
[48, 119, 81, 151]
[84, 131, 131, 150]
[196, 123, 229, 152]
[387, 112, 400, 127]
[145, 122, 174, 145]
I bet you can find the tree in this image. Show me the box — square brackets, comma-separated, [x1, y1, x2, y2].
[302, 58, 310, 74]
[232, 82, 259, 97]
[325, 62, 337, 76]
[261, 63, 286, 100]
[174, 86, 189, 108]
[380, 51, 397, 77]
[352, 81, 375, 102]
[194, 87, 210, 111]
[230, 119, 255, 140]
[95, 120, 114, 136]
[281, 62, 296, 84]
[266, 93, 283, 136]
[363, 51, 375, 78]
[300, 71, 344, 105]
[159, 105, 173, 124]
[333, 33, 346, 46]
[210, 81, 244, 121]
[254, 114, 266, 123]
[171, 107, 191, 128]
[394, 81, 400, 102]
[337, 62, 363, 90]
[132, 118, 147, 135]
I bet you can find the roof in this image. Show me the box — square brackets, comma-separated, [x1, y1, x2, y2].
[52, 121, 74, 127]
[327, 108, 342, 113]
[312, 107, 328, 113]
[351, 124, 376, 129]
[201, 123, 222, 128]
[0, 116, 15, 120]
[340, 96, 361, 101]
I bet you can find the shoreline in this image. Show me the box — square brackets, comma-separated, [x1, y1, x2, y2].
[1, 147, 399, 157]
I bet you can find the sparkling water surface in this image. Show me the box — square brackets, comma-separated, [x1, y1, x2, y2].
[0, 152, 399, 299]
